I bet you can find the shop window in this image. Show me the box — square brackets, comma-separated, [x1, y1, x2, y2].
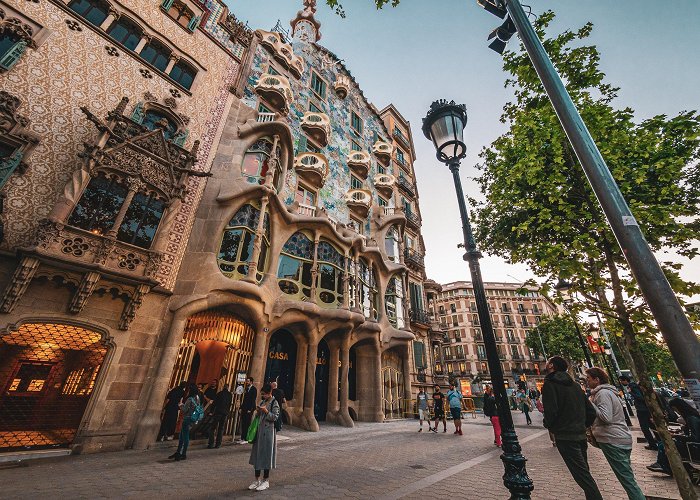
[67, 174, 128, 236]
[310, 71, 327, 100]
[140, 40, 171, 72]
[107, 17, 143, 51]
[67, 0, 109, 27]
[169, 60, 196, 90]
[385, 274, 405, 329]
[241, 137, 276, 185]
[277, 231, 314, 300]
[116, 191, 165, 248]
[316, 240, 344, 308]
[217, 202, 270, 283]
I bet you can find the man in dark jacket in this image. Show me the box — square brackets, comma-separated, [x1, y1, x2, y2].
[542, 356, 603, 500]
[208, 383, 233, 449]
[240, 377, 257, 444]
[620, 375, 657, 450]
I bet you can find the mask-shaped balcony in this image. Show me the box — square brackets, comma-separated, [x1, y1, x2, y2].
[294, 152, 329, 190]
[300, 111, 330, 147]
[345, 189, 372, 218]
[373, 173, 395, 198]
[254, 73, 293, 114]
[334, 74, 351, 99]
[372, 140, 393, 165]
[255, 30, 305, 79]
[347, 150, 370, 180]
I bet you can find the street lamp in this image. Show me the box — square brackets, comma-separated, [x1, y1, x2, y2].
[423, 99, 533, 499]
[553, 278, 593, 368]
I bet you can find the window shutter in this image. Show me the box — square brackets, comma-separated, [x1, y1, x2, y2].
[161, 0, 174, 9]
[413, 341, 426, 369]
[0, 150, 23, 191]
[0, 40, 28, 71]
[187, 16, 201, 32]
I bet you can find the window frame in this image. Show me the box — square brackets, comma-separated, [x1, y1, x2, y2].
[310, 71, 327, 101]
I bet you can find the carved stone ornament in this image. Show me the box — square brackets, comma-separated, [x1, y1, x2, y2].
[0, 90, 29, 132]
[0, 256, 40, 313]
[219, 11, 253, 47]
[143, 91, 157, 102]
[163, 97, 177, 109]
[0, 15, 37, 48]
[119, 284, 151, 330]
[68, 271, 101, 314]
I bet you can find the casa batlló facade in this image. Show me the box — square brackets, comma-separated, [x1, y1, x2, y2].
[0, 0, 431, 455]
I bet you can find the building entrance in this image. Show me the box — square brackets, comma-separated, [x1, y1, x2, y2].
[314, 339, 330, 421]
[168, 311, 254, 435]
[264, 330, 297, 405]
[381, 349, 404, 420]
[0, 323, 109, 451]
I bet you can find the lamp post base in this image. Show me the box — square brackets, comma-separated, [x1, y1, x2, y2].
[501, 429, 535, 499]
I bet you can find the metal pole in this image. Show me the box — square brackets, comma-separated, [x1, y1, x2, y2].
[449, 160, 533, 499]
[504, 0, 700, 410]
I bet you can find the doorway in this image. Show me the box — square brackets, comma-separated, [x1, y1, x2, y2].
[314, 339, 330, 422]
[381, 349, 405, 420]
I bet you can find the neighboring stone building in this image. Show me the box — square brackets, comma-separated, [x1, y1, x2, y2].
[0, 0, 251, 453]
[429, 281, 558, 395]
[0, 0, 430, 455]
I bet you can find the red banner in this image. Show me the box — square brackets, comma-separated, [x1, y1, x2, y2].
[587, 335, 602, 354]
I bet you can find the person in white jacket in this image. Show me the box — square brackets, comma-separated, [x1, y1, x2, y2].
[585, 367, 645, 500]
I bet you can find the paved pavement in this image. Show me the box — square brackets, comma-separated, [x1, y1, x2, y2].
[0, 411, 695, 499]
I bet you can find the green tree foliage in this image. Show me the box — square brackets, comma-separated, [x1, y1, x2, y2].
[325, 0, 398, 17]
[525, 315, 585, 362]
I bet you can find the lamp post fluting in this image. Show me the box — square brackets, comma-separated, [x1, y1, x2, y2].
[423, 100, 534, 499]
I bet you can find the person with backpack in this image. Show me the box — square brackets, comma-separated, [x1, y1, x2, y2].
[447, 382, 463, 435]
[248, 383, 280, 492]
[169, 383, 203, 461]
[483, 386, 501, 447]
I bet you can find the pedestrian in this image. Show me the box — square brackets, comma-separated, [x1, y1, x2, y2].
[447, 382, 463, 435]
[157, 381, 186, 441]
[248, 383, 280, 492]
[647, 398, 700, 481]
[586, 367, 645, 500]
[417, 388, 429, 432]
[169, 383, 201, 461]
[542, 356, 603, 500]
[431, 385, 447, 433]
[271, 381, 286, 432]
[519, 389, 533, 425]
[239, 377, 257, 444]
[483, 385, 501, 447]
[619, 375, 657, 450]
[207, 383, 233, 449]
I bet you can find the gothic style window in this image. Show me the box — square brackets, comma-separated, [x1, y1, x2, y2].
[241, 137, 274, 185]
[217, 203, 269, 283]
[116, 191, 165, 248]
[385, 274, 405, 329]
[358, 258, 378, 319]
[142, 110, 177, 140]
[67, 0, 109, 27]
[140, 40, 171, 72]
[385, 225, 400, 263]
[107, 17, 143, 51]
[67, 174, 128, 235]
[316, 240, 344, 308]
[169, 60, 196, 90]
[277, 231, 314, 300]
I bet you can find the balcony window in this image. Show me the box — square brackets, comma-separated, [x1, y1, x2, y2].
[295, 184, 316, 206]
[117, 191, 165, 248]
[311, 71, 327, 100]
[351, 140, 362, 152]
[384, 225, 400, 263]
[277, 231, 315, 300]
[357, 258, 378, 319]
[169, 60, 196, 90]
[317, 240, 345, 307]
[140, 40, 171, 72]
[217, 202, 269, 283]
[350, 175, 363, 191]
[378, 196, 388, 207]
[241, 137, 274, 185]
[107, 17, 143, 51]
[309, 101, 321, 113]
[68, 0, 109, 27]
[67, 174, 127, 236]
[385, 275, 405, 329]
[517, 303, 525, 313]
[351, 111, 363, 134]
[396, 148, 406, 165]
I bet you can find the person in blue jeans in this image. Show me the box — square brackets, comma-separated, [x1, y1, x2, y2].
[169, 383, 201, 462]
[447, 382, 463, 436]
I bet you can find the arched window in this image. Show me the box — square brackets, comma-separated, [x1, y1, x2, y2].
[316, 240, 344, 308]
[169, 60, 196, 90]
[67, 0, 109, 26]
[385, 225, 401, 263]
[358, 258, 378, 319]
[142, 110, 177, 141]
[107, 17, 143, 51]
[140, 40, 171, 72]
[116, 191, 165, 249]
[241, 137, 275, 185]
[277, 231, 314, 300]
[385, 274, 405, 329]
[67, 173, 128, 235]
[217, 203, 269, 283]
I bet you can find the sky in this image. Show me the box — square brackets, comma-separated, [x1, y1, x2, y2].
[227, 0, 700, 299]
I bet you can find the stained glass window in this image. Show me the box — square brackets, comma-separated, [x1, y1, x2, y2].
[142, 110, 177, 140]
[316, 240, 344, 308]
[278, 232, 314, 300]
[241, 137, 274, 185]
[385, 275, 405, 329]
[358, 258, 378, 319]
[218, 203, 268, 283]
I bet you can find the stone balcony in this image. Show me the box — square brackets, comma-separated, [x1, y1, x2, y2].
[300, 111, 330, 147]
[373, 173, 395, 198]
[294, 152, 329, 189]
[345, 189, 372, 218]
[397, 175, 415, 197]
[254, 73, 293, 114]
[405, 210, 421, 230]
[372, 140, 393, 164]
[404, 248, 425, 270]
[255, 30, 304, 78]
[334, 74, 351, 99]
[347, 151, 370, 180]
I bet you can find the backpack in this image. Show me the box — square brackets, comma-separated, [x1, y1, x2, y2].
[190, 396, 204, 424]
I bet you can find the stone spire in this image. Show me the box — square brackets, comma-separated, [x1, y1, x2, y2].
[291, 0, 322, 42]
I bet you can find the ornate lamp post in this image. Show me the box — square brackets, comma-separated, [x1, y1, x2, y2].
[422, 100, 533, 499]
[553, 278, 593, 369]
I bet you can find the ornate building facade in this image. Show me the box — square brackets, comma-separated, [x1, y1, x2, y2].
[0, 0, 430, 455]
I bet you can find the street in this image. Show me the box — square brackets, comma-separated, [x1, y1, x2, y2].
[0, 411, 691, 499]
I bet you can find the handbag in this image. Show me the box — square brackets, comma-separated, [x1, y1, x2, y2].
[246, 415, 260, 443]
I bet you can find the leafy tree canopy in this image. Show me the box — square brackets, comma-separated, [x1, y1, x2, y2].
[525, 315, 585, 363]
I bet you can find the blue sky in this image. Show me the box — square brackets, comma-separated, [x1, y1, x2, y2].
[227, 0, 700, 295]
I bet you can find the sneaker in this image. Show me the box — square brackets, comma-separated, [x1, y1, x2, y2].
[418, 428, 422, 432]
[256, 480, 270, 491]
[168, 452, 180, 460]
[239, 440, 248, 445]
[428, 427, 437, 433]
[646, 463, 668, 474]
[443, 429, 447, 433]
[175, 454, 186, 461]
[248, 480, 261, 490]
[644, 445, 658, 451]
[166, 436, 174, 441]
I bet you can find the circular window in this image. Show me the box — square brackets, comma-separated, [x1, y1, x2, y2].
[319, 291, 335, 304]
[278, 280, 299, 295]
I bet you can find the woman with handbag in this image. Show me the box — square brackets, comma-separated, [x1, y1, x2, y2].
[248, 383, 280, 492]
[586, 367, 645, 500]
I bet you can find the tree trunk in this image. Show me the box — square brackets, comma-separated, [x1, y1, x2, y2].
[602, 242, 697, 500]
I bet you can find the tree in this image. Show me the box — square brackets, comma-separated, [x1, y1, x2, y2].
[471, 10, 700, 497]
[525, 315, 584, 363]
